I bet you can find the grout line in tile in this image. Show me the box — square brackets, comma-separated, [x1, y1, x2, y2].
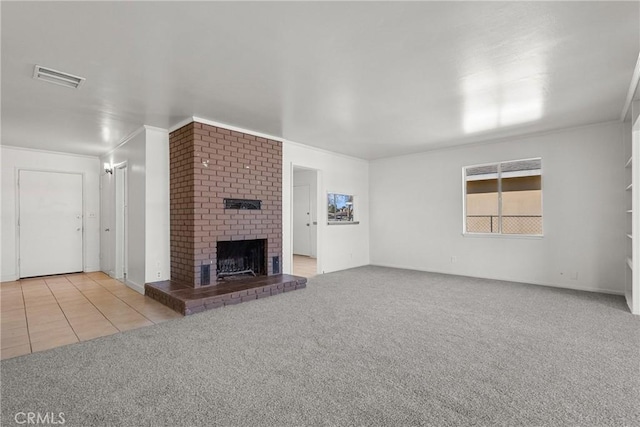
[19, 280, 32, 354]
[90, 278, 157, 325]
[44, 281, 81, 344]
[67, 279, 122, 332]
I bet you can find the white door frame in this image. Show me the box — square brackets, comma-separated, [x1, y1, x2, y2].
[15, 168, 85, 278]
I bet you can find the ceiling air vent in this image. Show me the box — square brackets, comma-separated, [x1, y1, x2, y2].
[33, 65, 86, 89]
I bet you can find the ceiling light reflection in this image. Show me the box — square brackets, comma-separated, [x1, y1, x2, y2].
[461, 62, 546, 134]
[102, 127, 111, 142]
[500, 100, 543, 127]
[463, 107, 499, 134]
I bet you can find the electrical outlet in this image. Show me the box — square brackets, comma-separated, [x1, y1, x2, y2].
[451, 256, 457, 263]
[156, 271, 161, 279]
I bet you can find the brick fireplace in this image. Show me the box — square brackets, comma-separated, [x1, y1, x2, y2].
[169, 121, 282, 287]
[145, 120, 305, 315]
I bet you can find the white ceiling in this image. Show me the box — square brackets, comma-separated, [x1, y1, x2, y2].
[2, 1, 639, 159]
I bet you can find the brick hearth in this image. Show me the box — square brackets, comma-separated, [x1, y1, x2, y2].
[145, 275, 307, 315]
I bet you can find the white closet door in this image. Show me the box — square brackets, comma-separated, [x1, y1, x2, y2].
[19, 170, 83, 277]
[293, 185, 311, 256]
[100, 172, 114, 275]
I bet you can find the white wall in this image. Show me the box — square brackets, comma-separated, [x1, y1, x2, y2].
[370, 122, 626, 295]
[1, 146, 101, 281]
[283, 141, 370, 275]
[101, 126, 170, 292]
[293, 168, 318, 258]
[144, 127, 170, 284]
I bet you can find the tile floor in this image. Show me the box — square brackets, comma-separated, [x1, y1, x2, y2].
[0, 272, 182, 360]
[293, 255, 317, 278]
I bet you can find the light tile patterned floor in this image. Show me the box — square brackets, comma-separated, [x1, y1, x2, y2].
[293, 255, 317, 278]
[0, 272, 183, 360]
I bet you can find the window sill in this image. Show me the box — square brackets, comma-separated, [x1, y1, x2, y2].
[462, 232, 543, 239]
[328, 221, 360, 226]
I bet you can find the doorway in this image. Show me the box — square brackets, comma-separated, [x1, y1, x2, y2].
[292, 167, 318, 277]
[18, 170, 83, 278]
[100, 163, 128, 281]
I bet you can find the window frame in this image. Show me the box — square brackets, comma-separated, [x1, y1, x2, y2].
[462, 157, 543, 238]
[327, 192, 359, 225]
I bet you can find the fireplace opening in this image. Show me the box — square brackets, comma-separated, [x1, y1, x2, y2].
[216, 239, 267, 280]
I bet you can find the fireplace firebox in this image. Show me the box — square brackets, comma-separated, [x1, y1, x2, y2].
[216, 239, 266, 280]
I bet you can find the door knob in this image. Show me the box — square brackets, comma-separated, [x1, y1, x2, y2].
[306, 223, 310, 226]
[104, 228, 110, 232]
[76, 228, 81, 231]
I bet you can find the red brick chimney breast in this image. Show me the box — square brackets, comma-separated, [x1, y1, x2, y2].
[169, 121, 282, 287]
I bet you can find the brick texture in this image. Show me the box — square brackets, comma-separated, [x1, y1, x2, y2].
[144, 276, 307, 315]
[169, 121, 282, 287]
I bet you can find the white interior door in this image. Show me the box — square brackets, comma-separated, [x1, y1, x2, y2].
[293, 185, 311, 256]
[100, 172, 114, 275]
[19, 170, 83, 278]
[114, 166, 128, 279]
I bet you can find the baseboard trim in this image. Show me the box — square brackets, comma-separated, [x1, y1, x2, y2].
[323, 261, 370, 275]
[103, 271, 144, 294]
[1, 275, 18, 282]
[124, 280, 145, 295]
[370, 263, 625, 296]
